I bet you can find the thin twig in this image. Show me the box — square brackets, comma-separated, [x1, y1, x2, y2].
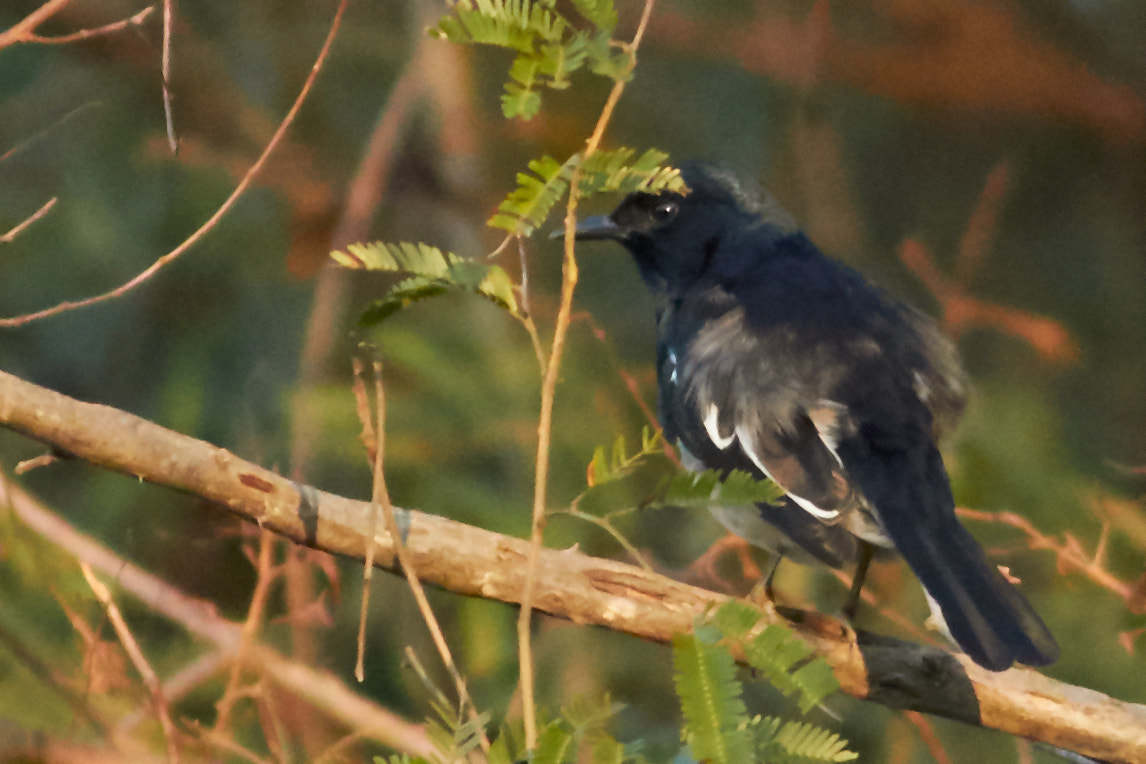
[81, 563, 181, 763]
[367, 361, 490, 752]
[904, 711, 954, 764]
[214, 528, 277, 734]
[959, 506, 1132, 601]
[1, 197, 57, 243]
[0, 0, 350, 327]
[19, 5, 155, 45]
[353, 359, 381, 682]
[517, 0, 659, 748]
[161, 0, 177, 154]
[516, 235, 547, 374]
[0, 101, 100, 164]
[0, 0, 73, 50]
[556, 507, 654, 571]
[955, 158, 1010, 281]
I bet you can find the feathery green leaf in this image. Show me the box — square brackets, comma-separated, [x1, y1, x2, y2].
[772, 720, 859, 762]
[488, 155, 577, 235]
[586, 427, 663, 487]
[330, 241, 520, 326]
[673, 631, 754, 764]
[533, 720, 574, 764]
[652, 468, 784, 511]
[711, 602, 841, 715]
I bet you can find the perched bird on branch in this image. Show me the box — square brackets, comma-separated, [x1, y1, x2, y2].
[572, 163, 1058, 671]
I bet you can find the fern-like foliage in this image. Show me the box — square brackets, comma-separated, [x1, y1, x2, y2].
[673, 607, 856, 764]
[713, 601, 840, 714]
[568, 0, 617, 32]
[673, 625, 755, 764]
[652, 467, 785, 511]
[570, 428, 781, 524]
[430, 0, 623, 119]
[425, 699, 490, 763]
[533, 719, 575, 764]
[489, 149, 686, 237]
[763, 718, 858, 763]
[517, 695, 647, 764]
[577, 148, 686, 195]
[487, 155, 578, 236]
[586, 426, 662, 487]
[330, 241, 520, 327]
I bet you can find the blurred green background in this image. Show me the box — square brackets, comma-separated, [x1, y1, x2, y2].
[1, 0, 1145, 761]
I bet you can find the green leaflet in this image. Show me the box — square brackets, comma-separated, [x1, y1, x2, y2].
[768, 719, 859, 763]
[330, 241, 520, 327]
[488, 149, 686, 237]
[487, 155, 577, 236]
[714, 601, 841, 715]
[673, 605, 856, 764]
[568, 0, 617, 32]
[586, 427, 662, 488]
[652, 467, 785, 510]
[533, 720, 575, 764]
[430, 0, 620, 119]
[673, 630, 755, 764]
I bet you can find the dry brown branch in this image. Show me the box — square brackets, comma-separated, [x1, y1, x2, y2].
[214, 529, 278, 733]
[2, 370, 1145, 762]
[516, 0, 660, 745]
[359, 361, 487, 749]
[0, 0, 349, 328]
[898, 237, 1081, 364]
[959, 506, 1136, 606]
[0, 3, 154, 47]
[1, 197, 57, 243]
[81, 563, 181, 762]
[0, 0, 73, 49]
[161, 0, 176, 153]
[0, 464, 437, 760]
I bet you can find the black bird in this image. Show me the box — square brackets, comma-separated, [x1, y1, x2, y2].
[573, 163, 1059, 671]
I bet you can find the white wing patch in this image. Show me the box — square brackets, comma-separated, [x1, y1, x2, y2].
[703, 402, 843, 521]
[703, 403, 736, 450]
[808, 400, 848, 469]
[732, 426, 841, 522]
[667, 349, 679, 384]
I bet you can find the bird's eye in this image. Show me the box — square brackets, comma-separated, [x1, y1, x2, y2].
[651, 201, 678, 225]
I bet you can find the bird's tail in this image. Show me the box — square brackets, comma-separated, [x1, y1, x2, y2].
[854, 445, 1059, 671]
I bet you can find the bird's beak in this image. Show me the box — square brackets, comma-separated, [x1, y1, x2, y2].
[549, 215, 627, 241]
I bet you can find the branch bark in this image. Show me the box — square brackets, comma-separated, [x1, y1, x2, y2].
[1, 368, 1143, 763]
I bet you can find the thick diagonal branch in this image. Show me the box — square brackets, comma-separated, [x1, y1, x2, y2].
[0, 369, 1143, 763]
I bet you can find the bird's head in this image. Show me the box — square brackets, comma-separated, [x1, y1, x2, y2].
[571, 163, 800, 294]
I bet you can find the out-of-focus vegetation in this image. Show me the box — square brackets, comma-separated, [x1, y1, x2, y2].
[1, 0, 1144, 761]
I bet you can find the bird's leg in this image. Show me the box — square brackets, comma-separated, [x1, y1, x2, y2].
[747, 553, 783, 606]
[842, 542, 874, 622]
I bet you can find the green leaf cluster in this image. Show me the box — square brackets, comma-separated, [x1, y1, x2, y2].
[379, 694, 648, 764]
[570, 427, 783, 525]
[430, 0, 628, 119]
[673, 602, 856, 763]
[587, 426, 662, 487]
[712, 602, 840, 715]
[652, 468, 785, 512]
[330, 241, 520, 328]
[488, 148, 686, 237]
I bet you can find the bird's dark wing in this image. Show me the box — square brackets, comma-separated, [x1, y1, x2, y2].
[669, 302, 869, 524]
[656, 297, 882, 572]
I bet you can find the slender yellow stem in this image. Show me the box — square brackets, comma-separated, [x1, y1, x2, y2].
[368, 363, 489, 751]
[517, 0, 659, 749]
